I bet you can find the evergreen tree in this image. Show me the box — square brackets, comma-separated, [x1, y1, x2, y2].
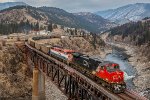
[35, 22, 39, 31]
[48, 23, 53, 31]
[53, 24, 57, 29]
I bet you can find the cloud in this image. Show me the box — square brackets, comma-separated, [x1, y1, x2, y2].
[1, 0, 150, 12]
[0, 0, 14, 2]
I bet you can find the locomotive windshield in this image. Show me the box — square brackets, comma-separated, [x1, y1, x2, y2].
[106, 64, 119, 72]
[114, 65, 119, 69]
[72, 52, 81, 57]
[65, 52, 75, 54]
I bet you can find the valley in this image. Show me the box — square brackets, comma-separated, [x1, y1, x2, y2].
[0, 1, 150, 100]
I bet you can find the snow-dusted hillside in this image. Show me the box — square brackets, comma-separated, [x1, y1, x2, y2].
[95, 3, 150, 24]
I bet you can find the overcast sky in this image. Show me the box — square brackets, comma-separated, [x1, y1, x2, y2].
[0, 0, 150, 12]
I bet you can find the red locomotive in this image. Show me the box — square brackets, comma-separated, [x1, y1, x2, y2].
[48, 46, 126, 93]
[95, 62, 126, 93]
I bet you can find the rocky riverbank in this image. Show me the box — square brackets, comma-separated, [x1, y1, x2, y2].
[108, 42, 150, 99]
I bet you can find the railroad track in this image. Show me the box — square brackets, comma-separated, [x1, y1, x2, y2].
[118, 92, 136, 100]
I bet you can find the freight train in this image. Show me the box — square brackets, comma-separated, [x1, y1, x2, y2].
[28, 39, 126, 93]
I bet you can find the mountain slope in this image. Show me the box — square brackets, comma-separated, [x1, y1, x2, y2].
[95, 3, 150, 24]
[0, 6, 46, 24]
[0, 6, 115, 33]
[74, 12, 116, 31]
[109, 18, 150, 46]
[39, 7, 115, 32]
[0, 2, 27, 11]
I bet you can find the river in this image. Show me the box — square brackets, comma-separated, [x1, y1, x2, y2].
[104, 45, 137, 89]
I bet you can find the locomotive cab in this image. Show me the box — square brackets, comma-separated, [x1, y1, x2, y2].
[106, 64, 119, 72]
[49, 46, 75, 61]
[95, 62, 126, 93]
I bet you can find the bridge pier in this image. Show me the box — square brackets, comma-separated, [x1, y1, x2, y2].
[32, 67, 39, 100]
[32, 65, 45, 100]
[38, 71, 45, 100]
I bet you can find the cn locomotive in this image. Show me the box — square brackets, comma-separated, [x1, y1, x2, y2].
[48, 46, 126, 93]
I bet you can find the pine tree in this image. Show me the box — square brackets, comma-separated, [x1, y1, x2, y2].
[48, 23, 53, 31]
[35, 22, 39, 31]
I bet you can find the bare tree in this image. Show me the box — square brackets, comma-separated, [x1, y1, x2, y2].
[2, 40, 6, 46]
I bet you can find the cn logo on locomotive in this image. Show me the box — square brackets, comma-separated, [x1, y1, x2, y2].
[83, 60, 89, 67]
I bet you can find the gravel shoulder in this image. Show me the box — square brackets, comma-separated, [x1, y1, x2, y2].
[45, 76, 67, 100]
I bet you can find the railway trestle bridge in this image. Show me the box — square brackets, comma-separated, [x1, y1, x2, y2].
[16, 36, 148, 100]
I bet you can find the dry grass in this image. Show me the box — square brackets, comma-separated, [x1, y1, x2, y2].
[0, 41, 32, 99]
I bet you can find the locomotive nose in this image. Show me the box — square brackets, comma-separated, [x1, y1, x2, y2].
[117, 75, 122, 81]
[113, 72, 123, 82]
[113, 75, 121, 82]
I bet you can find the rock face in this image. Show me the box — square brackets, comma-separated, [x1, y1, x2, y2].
[0, 43, 32, 99]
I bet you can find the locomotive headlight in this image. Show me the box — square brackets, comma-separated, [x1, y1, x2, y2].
[122, 86, 126, 88]
[106, 78, 108, 81]
[114, 85, 121, 91]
